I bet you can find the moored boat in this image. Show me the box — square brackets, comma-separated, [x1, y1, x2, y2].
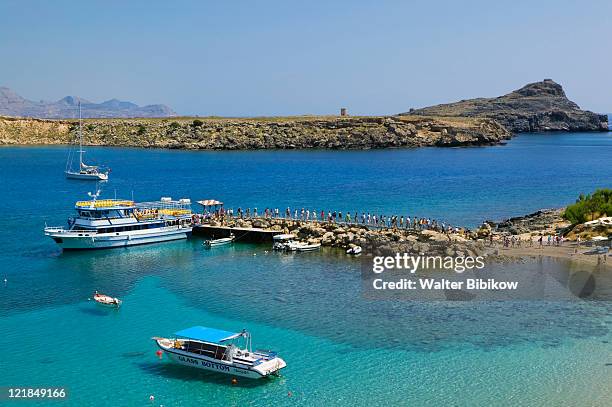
[346, 245, 362, 255]
[289, 241, 321, 252]
[272, 234, 296, 251]
[204, 234, 235, 248]
[93, 291, 122, 307]
[65, 102, 109, 181]
[44, 191, 193, 250]
[153, 326, 286, 379]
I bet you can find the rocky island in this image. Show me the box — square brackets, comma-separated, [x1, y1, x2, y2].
[404, 79, 608, 133]
[0, 115, 510, 149]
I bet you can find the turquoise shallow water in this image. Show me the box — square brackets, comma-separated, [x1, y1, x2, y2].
[1, 133, 612, 406]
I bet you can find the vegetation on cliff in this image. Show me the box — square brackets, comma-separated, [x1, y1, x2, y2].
[0, 115, 511, 150]
[403, 79, 608, 133]
[563, 189, 612, 224]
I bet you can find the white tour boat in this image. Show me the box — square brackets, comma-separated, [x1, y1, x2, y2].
[153, 326, 286, 379]
[65, 102, 109, 181]
[44, 192, 193, 250]
[204, 234, 235, 248]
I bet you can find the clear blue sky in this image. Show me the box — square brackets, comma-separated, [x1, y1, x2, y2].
[1, 0, 610, 116]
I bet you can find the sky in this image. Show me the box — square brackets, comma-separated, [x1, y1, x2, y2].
[1, 0, 610, 116]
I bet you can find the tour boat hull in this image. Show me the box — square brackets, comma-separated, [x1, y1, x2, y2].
[45, 226, 192, 250]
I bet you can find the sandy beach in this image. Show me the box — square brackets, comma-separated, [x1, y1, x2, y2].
[493, 243, 611, 270]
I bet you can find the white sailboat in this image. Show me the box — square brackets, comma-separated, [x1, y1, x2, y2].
[65, 102, 109, 181]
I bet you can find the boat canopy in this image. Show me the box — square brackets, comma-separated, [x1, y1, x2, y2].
[75, 199, 135, 210]
[175, 326, 244, 343]
[197, 199, 223, 206]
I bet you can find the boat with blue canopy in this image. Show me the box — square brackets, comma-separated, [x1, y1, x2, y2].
[152, 325, 286, 379]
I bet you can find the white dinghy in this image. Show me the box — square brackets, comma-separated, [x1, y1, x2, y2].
[93, 291, 122, 307]
[204, 234, 235, 248]
[346, 245, 362, 255]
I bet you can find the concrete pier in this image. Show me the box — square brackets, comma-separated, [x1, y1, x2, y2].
[192, 224, 281, 243]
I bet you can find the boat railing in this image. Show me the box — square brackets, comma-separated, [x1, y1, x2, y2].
[136, 201, 192, 217]
[75, 199, 135, 208]
[254, 349, 278, 360]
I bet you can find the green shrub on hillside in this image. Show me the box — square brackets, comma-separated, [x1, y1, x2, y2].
[563, 188, 612, 224]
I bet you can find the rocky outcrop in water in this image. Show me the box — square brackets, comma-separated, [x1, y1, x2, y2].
[484, 209, 567, 236]
[0, 87, 175, 118]
[0, 115, 511, 149]
[403, 79, 608, 133]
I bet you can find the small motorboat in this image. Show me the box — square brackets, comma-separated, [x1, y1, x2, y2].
[288, 241, 321, 252]
[93, 291, 122, 307]
[272, 234, 296, 251]
[346, 245, 362, 255]
[153, 325, 286, 379]
[204, 234, 235, 248]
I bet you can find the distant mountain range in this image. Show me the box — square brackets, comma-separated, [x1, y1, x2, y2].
[0, 86, 176, 118]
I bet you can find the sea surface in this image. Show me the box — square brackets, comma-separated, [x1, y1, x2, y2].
[1, 132, 611, 406]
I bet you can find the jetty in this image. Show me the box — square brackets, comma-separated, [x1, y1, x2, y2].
[193, 224, 279, 243]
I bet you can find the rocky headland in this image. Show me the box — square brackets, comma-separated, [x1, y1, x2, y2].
[0, 115, 511, 149]
[404, 79, 608, 133]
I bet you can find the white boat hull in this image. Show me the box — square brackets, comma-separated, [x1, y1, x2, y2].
[45, 226, 192, 250]
[65, 171, 108, 181]
[156, 344, 285, 379]
[205, 237, 234, 247]
[165, 350, 265, 379]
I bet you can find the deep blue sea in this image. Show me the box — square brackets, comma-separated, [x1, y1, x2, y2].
[1, 132, 611, 406]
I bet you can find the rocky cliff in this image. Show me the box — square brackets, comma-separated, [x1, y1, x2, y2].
[403, 79, 608, 133]
[0, 115, 511, 149]
[0, 87, 176, 118]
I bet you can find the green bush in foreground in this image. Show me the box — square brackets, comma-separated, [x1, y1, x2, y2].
[563, 188, 612, 224]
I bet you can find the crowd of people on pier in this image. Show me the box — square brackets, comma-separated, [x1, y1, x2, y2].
[192, 205, 462, 234]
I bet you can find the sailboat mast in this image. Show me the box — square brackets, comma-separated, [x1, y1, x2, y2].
[78, 101, 83, 167]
